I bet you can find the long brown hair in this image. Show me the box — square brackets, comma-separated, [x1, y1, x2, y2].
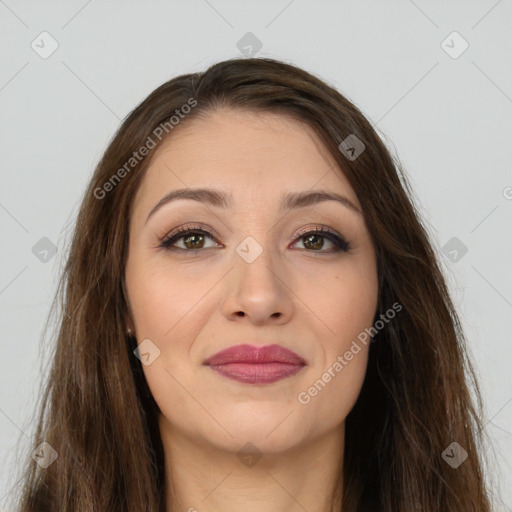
[12, 57, 491, 511]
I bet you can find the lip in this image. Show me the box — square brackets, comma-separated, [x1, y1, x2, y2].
[203, 344, 306, 384]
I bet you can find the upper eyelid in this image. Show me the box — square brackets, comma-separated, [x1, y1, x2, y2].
[162, 223, 343, 241]
[160, 224, 348, 250]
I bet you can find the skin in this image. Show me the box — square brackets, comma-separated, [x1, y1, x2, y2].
[124, 108, 379, 512]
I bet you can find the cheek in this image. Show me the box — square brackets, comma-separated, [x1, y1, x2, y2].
[310, 260, 378, 344]
[126, 256, 215, 339]
[297, 286, 373, 426]
[296, 260, 377, 420]
[304, 347, 369, 428]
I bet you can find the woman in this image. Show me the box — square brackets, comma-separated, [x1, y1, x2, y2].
[14, 57, 490, 511]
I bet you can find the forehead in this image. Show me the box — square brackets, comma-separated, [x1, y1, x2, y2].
[134, 108, 359, 211]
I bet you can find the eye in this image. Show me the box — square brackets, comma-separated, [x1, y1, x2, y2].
[291, 225, 350, 253]
[158, 224, 220, 251]
[158, 224, 350, 253]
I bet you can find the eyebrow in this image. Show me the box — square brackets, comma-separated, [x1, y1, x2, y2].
[145, 187, 362, 224]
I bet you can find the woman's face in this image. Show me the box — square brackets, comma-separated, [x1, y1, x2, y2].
[125, 108, 378, 454]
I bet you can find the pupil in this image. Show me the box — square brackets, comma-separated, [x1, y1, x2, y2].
[304, 234, 323, 250]
[185, 234, 204, 249]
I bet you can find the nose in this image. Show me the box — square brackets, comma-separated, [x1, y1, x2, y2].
[220, 237, 295, 326]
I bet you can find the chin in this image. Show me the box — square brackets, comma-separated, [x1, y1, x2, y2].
[201, 406, 309, 454]
[208, 430, 305, 458]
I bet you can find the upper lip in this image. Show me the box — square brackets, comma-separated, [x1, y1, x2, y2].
[203, 344, 306, 366]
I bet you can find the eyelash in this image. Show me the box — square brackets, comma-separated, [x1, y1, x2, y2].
[157, 223, 351, 254]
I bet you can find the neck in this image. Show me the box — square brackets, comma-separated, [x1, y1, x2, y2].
[159, 415, 344, 512]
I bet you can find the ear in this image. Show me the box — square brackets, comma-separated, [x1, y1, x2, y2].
[125, 314, 135, 334]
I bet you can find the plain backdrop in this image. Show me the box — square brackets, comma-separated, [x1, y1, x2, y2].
[1, 1, 511, 510]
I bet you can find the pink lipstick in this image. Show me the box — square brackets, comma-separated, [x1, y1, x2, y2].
[203, 344, 306, 384]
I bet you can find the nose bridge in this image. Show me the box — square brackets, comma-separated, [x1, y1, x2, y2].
[230, 202, 279, 267]
[221, 230, 293, 323]
[234, 232, 280, 288]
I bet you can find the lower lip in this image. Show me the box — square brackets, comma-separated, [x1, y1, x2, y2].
[208, 362, 305, 384]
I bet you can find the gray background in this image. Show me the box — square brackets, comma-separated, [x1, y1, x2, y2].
[1, 0, 511, 510]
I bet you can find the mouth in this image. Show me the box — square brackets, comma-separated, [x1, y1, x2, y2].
[203, 344, 306, 384]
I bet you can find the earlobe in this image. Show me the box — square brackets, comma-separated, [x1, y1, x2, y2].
[125, 317, 135, 336]
[123, 277, 136, 336]
[124, 311, 135, 336]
